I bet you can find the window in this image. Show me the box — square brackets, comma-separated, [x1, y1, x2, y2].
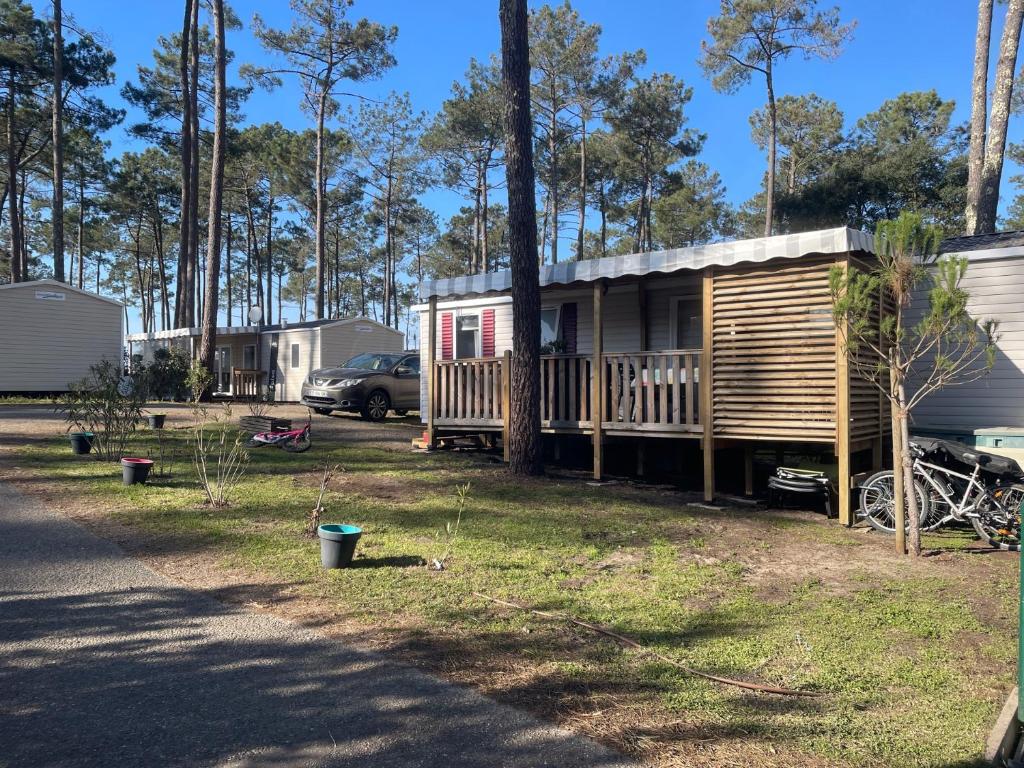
[343, 352, 403, 370]
[290, 343, 300, 369]
[540, 307, 561, 347]
[456, 314, 480, 359]
[401, 355, 420, 373]
[670, 296, 702, 349]
[243, 344, 256, 370]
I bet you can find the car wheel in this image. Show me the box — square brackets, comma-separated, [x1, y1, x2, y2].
[313, 408, 332, 416]
[361, 390, 390, 422]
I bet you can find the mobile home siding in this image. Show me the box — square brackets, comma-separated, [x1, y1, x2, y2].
[914, 254, 1024, 430]
[318, 319, 404, 370]
[0, 281, 122, 391]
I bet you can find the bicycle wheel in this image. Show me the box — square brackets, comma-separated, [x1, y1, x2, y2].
[282, 436, 311, 453]
[858, 470, 930, 533]
[972, 484, 1024, 551]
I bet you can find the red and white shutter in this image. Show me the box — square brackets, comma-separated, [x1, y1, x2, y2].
[441, 312, 453, 360]
[481, 309, 496, 357]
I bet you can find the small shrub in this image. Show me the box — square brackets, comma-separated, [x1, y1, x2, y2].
[432, 482, 471, 570]
[247, 386, 276, 419]
[55, 360, 145, 461]
[191, 404, 250, 507]
[135, 347, 191, 401]
[306, 462, 342, 537]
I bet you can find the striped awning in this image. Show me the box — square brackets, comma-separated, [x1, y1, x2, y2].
[420, 226, 875, 300]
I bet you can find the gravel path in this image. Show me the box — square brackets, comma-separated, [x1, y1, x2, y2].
[0, 482, 632, 768]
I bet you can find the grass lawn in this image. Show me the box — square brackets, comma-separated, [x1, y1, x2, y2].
[4, 425, 1018, 768]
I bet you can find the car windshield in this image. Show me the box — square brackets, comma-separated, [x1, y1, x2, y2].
[342, 353, 402, 371]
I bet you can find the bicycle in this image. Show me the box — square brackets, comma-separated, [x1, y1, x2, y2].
[858, 437, 1024, 551]
[245, 412, 312, 453]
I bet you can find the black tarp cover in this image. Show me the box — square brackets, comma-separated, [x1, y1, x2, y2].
[912, 436, 1023, 478]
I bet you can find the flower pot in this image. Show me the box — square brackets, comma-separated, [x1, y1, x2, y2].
[121, 457, 154, 486]
[318, 524, 362, 569]
[147, 414, 167, 429]
[69, 432, 94, 455]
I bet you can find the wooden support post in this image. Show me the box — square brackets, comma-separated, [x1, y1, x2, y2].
[592, 281, 604, 480]
[701, 268, 714, 501]
[744, 444, 754, 497]
[426, 296, 437, 448]
[835, 255, 853, 526]
[502, 349, 511, 463]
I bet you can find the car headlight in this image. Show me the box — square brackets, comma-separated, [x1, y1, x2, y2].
[337, 378, 361, 388]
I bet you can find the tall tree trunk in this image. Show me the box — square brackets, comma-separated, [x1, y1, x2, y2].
[225, 211, 232, 326]
[313, 62, 332, 320]
[548, 91, 559, 264]
[175, 0, 193, 327]
[76, 176, 84, 288]
[153, 211, 169, 331]
[577, 117, 586, 260]
[7, 70, 23, 283]
[966, 0, 994, 234]
[889, 366, 907, 555]
[978, 0, 1024, 234]
[186, 0, 200, 325]
[500, 0, 543, 476]
[245, 219, 252, 315]
[473, 160, 482, 273]
[51, 0, 65, 282]
[539, 191, 549, 266]
[599, 181, 607, 256]
[265, 195, 273, 324]
[197, 0, 226, 392]
[481, 153, 490, 272]
[764, 64, 777, 238]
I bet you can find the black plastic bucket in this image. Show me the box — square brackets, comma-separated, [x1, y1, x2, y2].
[69, 432, 94, 455]
[121, 458, 154, 486]
[318, 524, 362, 568]
[147, 414, 167, 429]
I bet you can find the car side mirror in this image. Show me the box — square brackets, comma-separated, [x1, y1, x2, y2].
[394, 365, 412, 376]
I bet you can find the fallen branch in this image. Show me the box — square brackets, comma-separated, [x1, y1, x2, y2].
[472, 592, 820, 698]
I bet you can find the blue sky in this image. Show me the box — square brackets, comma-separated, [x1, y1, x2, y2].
[33, 0, 1017, 334]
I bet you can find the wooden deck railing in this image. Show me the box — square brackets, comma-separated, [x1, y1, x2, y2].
[433, 349, 701, 436]
[434, 357, 505, 426]
[541, 354, 592, 428]
[232, 368, 265, 399]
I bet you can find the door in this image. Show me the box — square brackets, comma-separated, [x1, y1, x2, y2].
[393, 354, 420, 409]
[214, 346, 232, 393]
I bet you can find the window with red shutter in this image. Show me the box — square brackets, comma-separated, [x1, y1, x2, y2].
[481, 309, 495, 357]
[441, 312, 453, 360]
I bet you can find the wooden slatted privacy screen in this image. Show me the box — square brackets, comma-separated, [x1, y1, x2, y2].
[847, 255, 891, 441]
[711, 256, 839, 442]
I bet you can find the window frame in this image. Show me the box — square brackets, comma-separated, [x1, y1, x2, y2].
[539, 304, 562, 347]
[455, 312, 482, 359]
[668, 294, 703, 351]
[290, 343, 300, 369]
[242, 344, 257, 370]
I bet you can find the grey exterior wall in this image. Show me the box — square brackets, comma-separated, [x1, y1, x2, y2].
[913, 254, 1024, 430]
[0, 282, 122, 391]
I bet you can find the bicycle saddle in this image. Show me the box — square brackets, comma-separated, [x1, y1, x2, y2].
[962, 452, 992, 466]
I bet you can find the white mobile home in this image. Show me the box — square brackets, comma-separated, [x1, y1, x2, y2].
[912, 231, 1024, 457]
[127, 316, 404, 402]
[0, 279, 123, 392]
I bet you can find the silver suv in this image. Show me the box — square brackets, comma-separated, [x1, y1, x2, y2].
[300, 352, 420, 421]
